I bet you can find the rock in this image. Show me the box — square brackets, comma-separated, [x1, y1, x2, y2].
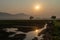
[0, 30, 9, 40]
[32, 37, 38, 40]
[11, 34, 26, 40]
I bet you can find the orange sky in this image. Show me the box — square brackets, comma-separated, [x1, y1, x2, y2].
[0, 0, 60, 18]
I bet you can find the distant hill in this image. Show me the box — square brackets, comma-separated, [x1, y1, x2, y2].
[0, 12, 30, 20]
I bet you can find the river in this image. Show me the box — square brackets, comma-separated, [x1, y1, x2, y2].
[3, 24, 47, 40]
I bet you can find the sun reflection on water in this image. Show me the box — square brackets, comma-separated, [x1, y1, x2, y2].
[35, 29, 39, 33]
[34, 29, 40, 37]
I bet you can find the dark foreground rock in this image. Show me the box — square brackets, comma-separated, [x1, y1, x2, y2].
[0, 30, 9, 40]
[32, 37, 38, 40]
[11, 34, 26, 40]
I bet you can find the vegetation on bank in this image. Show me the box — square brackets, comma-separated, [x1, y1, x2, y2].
[53, 20, 60, 40]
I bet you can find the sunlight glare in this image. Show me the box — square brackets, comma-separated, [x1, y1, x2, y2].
[34, 5, 41, 10]
[35, 6, 39, 10]
[35, 29, 39, 33]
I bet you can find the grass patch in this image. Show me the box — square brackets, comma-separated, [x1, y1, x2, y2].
[53, 20, 60, 40]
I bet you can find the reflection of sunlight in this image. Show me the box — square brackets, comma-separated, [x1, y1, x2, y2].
[35, 29, 39, 33]
[34, 29, 40, 37]
[34, 24, 47, 37]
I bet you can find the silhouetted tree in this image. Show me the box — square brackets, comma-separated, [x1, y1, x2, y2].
[51, 16, 56, 20]
[30, 16, 34, 20]
[51, 16, 56, 26]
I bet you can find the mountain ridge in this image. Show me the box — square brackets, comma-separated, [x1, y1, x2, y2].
[0, 12, 30, 20]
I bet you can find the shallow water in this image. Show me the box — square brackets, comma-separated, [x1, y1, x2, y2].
[3, 24, 47, 40]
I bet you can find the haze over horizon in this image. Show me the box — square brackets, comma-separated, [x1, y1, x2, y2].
[0, 0, 60, 18]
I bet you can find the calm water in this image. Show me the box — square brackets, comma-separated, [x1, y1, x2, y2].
[3, 24, 47, 40]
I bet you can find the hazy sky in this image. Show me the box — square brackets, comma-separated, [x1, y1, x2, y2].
[0, 0, 60, 18]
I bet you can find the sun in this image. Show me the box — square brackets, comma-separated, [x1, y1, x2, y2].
[34, 5, 40, 10]
[35, 6, 39, 10]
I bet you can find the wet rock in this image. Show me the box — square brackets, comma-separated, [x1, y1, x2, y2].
[32, 37, 38, 40]
[11, 34, 26, 40]
[0, 30, 9, 40]
[38, 29, 46, 36]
